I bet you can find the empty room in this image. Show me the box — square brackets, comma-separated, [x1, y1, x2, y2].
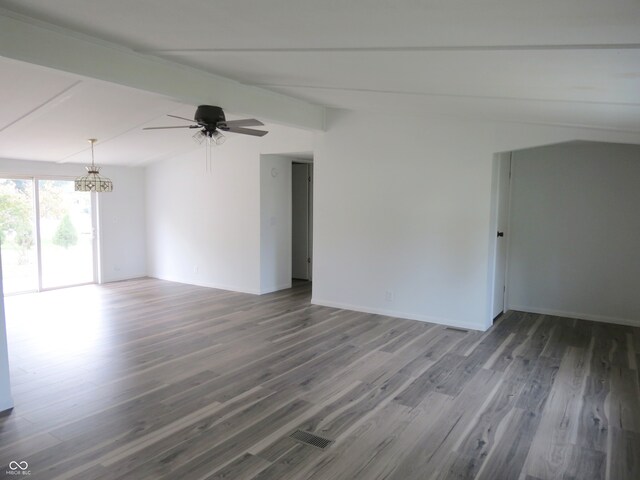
[0, 1, 639, 479]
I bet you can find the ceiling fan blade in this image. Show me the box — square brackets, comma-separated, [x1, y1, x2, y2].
[221, 119, 264, 127]
[143, 125, 199, 130]
[225, 126, 268, 137]
[167, 114, 196, 122]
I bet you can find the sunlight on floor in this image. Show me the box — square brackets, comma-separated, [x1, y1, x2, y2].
[4, 285, 105, 358]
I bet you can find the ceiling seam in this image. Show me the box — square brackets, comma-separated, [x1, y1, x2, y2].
[254, 83, 640, 107]
[0, 80, 83, 133]
[136, 43, 640, 54]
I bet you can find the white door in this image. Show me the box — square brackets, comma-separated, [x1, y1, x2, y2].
[493, 153, 511, 319]
[292, 163, 310, 280]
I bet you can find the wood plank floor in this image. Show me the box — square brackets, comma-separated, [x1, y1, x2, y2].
[1, 278, 639, 479]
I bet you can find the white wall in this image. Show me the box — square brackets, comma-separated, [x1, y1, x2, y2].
[145, 124, 315, 294]
[0, 158, 146, 283]
[312, 111, 495, 330]
[98, 166, 147, 282]
[506, 142, 640, 326]
[146, 144, 262, 293]
[0, 250, 13, 412]
[260, 155, 292, 293]
[312, 109, 640, 330]
[144, 108, 640, 331]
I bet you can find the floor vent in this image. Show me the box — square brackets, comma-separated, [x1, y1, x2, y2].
[289, 430, 333, 449]
[445, 327, 469, 333]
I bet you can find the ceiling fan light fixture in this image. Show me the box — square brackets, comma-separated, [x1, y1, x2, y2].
[192, 129, 226, 145]
[192, 130, 206, 144]
[212, 130, 226, 145]
[74, 139, 113, 193]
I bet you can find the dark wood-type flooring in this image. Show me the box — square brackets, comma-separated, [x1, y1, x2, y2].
[1, 278, 639, 479]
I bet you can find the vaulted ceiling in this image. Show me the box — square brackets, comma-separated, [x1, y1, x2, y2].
[0, 0, 639, 164]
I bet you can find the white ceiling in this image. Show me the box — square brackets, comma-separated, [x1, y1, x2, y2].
[0, 57, 211, 165]
[0, 0, 639, 164]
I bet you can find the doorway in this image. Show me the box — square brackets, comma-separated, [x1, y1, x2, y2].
[489, 152, 512, 325]
[0, 177, 96, 294]
[292, 162, 313, 281]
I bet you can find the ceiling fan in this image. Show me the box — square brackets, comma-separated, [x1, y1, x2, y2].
[143, 105, 268, 145]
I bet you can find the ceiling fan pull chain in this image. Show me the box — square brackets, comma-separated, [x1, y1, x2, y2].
[206, 136, 212, 173]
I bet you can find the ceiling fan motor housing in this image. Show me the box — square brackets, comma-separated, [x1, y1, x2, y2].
[195, 105, 226, 129]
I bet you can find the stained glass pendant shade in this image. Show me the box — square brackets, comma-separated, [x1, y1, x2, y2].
[74, 139, 113, 192]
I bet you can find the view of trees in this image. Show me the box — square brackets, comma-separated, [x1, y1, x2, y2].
[0, 179, 34, 264]
[0, 178, 93, 293]
[53, 214, 78, 249]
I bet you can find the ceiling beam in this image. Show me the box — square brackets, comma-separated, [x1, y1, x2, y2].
[0, 11, 326, 131]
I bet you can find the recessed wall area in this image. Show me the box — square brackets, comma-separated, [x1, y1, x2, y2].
[259, 155, 314, 293]
[505, 141, 640, 326]
[292, 161, 313, 282]
[312, 110, 640, 331]
[145, 124, 316, 295]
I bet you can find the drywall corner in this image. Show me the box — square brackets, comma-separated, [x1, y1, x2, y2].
[259, 155, 292, 294]
[0, 251, 14, 413]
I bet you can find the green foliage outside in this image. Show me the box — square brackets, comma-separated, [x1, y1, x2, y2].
[53, 214, 78, 249]
[0, 180, 34, 263]
[38, 180, 66, 219]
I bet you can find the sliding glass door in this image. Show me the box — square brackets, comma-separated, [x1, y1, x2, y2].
[0, 178, 38, 294]
[0, 176, 96, 294]
[38, 179, 95, 289]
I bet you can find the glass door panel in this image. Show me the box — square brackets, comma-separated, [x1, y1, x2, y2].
[38, 179, 94, 289]
[0, 178, 38, 294]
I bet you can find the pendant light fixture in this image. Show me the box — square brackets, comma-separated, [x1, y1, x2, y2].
[74, 139, 113, 192]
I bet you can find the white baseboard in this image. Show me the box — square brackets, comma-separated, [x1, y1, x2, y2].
[507, 304, 640, 328]
[260, 283, 292, 295]
[311, 298, 486, 331]
[100, 272, 148, 284]
[148, 275, 262, 295]
[147, 275, 294, 296]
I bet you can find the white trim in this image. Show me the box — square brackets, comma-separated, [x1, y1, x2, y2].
[32, 178, 43, 291]
[311, 298, 487, 331]
[503, 152, 514, 318]
[91, 191, 99, 284]
[0, 172, 77, 181]
[507, 305, 640, 328]
[485, 154, 501, 330]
